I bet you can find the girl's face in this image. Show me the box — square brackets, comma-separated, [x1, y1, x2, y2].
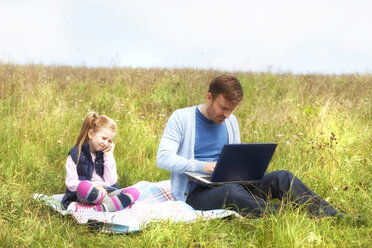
[88, 127, 116, 153]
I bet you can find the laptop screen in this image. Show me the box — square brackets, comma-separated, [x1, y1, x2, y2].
[210, 143, 277, 182]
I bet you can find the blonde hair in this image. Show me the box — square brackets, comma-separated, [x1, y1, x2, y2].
[75, 112, 117, 164]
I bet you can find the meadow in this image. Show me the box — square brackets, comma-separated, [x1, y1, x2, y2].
[0, 63, 371, 247]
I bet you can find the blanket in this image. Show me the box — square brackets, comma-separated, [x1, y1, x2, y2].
[34, 180, 239, 233]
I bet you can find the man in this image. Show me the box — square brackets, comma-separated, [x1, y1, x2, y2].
[157, 75, 340, 217]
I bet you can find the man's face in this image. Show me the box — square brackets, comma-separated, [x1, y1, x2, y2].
[206, 93, 238, 124]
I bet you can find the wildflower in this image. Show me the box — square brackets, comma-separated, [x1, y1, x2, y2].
[306, 232, 321, 244]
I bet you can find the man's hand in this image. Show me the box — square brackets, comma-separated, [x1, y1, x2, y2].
[203, 162, 216, 173]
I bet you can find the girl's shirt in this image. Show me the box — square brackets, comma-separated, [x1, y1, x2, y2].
[65, 152, 118, 192]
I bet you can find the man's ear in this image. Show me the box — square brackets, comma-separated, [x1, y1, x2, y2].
[206, 92, 213, 104]
[88, 129, 94, 139]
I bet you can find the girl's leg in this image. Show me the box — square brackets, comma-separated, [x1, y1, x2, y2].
[67, 181, 106, 212]
[103, 186, 120, 195]
[75, 181, 140, 212]
[77, 181, 107, 205]
[101, 187, 140, 212]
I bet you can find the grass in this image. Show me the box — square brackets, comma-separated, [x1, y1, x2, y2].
[0, 63, 371, 247]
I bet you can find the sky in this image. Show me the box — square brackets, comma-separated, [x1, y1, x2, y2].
[0, 0, 371, 74]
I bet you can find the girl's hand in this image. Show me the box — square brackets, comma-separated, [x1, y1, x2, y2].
[103, 143, 115, 155]
[95, 186, 108, 196]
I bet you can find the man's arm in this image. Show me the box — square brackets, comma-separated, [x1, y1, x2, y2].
[157, 111, 205, 174]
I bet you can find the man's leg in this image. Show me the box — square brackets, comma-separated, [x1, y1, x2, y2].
[255, 170, 340, 216]
[186, 183, 279, 216]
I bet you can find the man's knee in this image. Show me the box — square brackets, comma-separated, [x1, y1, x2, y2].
[280, 170, 294, 179]
[261, 170, 296, 193]
[276, 170, 294, 180]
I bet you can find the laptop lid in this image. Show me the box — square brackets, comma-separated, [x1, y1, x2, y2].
[210, 143, 277, 182]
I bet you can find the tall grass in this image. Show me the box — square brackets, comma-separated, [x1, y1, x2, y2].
[0, 64, 371, 247]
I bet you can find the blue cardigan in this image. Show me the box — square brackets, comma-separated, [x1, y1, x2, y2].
[157, 105, 241, 202]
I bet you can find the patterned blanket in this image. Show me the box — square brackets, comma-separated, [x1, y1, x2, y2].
[34, 180, 239, 233]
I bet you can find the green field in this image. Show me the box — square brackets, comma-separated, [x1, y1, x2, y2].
[0, 64, 371, 247]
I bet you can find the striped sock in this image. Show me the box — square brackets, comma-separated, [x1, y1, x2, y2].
[77, 181, 106, 205]
[101, 187, 140, 212]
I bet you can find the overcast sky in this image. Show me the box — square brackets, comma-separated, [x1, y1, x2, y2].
[0, 0, 371, 74]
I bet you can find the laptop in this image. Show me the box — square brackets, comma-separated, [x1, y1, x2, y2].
[185, 143, 277, 187]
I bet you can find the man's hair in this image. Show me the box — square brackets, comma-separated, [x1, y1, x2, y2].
[208, 75, 243, 105]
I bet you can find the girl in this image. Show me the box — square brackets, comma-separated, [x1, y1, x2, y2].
[61, 112, 139, 212]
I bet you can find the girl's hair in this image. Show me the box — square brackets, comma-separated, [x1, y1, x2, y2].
[75, 112, 117, 164]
